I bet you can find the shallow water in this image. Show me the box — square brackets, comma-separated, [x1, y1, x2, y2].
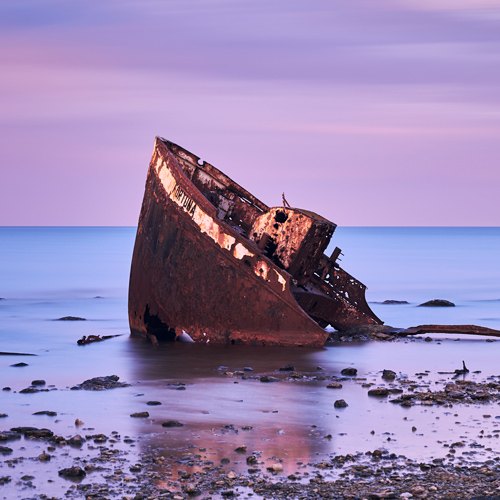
[0, 227, 499, 498]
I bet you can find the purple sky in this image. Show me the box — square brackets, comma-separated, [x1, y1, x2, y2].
[1, 0, 499, 226]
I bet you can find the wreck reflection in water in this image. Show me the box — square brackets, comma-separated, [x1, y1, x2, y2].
[126, 337, 500, 478]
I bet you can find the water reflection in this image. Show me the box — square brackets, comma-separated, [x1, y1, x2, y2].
[125, 337, 500, 478]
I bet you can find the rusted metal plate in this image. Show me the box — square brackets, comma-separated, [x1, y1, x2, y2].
[128, 138, 382, 347]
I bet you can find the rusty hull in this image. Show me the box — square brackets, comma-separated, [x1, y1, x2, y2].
[128, 137, 382, 347]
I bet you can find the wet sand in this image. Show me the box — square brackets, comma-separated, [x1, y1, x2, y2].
[3, 334, 500, 499]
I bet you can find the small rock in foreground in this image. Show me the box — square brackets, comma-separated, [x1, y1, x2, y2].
[130, 412, 150, 418]
[341, 368, 357, 376]
[71, 375, 130, 391]
[58, 466, 86, 478]
[368, 388, 390, 397]
[162, 420, 183, 427]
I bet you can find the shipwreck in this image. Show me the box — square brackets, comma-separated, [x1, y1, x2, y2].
[128, 137, 382, 347]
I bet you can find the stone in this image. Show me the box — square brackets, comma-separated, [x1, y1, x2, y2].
[279, 364, 295, 371]
[368, 388, 390, 397]
[71, 375, 129, 391]
[341, 368, 357, 376]
[334, 399, 348, 408]
[162, 420, 183, 427]
[130, 412, 150, 418]
[11, 427, 53, 439]
[31, 379, 46, 386]
[418, 299, 455, 307]
[260, 375, 280, 383]
[56, 316, 86, 321]
[58, 466, 86, 478]
[146, 401, 162, 406]
[68, 435, 85, 446]
[382, 370, 396, 380]
[327, 382, 343, 389]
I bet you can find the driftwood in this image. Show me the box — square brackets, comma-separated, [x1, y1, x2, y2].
[400, 325, 500, 338]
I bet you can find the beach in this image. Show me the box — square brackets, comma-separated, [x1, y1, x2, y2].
[1, 227, 500, 499]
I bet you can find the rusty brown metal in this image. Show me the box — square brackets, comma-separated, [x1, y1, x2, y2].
[128, 137, 382, 347]
[400, 325, 500, 338]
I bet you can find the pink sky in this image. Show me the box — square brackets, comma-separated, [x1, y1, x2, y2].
[1, 0, 499, 226]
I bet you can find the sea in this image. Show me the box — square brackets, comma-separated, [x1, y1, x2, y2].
[0, 226, 499, 498]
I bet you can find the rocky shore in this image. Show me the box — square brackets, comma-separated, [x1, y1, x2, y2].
[3, 344, 500, 500]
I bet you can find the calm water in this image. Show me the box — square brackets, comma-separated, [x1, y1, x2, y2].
[0, 227, 499, 498]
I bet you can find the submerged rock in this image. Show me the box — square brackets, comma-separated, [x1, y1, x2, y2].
[382, 300, 409, 304]
[340, 325, 400, 339]
[162, 420, 183, 427]
[418, 299, 455, 307]
[341, 368, 357, 376]
[58, 466, 86, 478]
[11, 427, 53, 439]
[130, 412, 150, 418]
[368, 388, 390, 397]
[56, 316, 86, 321]
[334, 399, 348, 408]
[71, 375, 130, 391]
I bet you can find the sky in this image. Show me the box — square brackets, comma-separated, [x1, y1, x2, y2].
[1, 0, 499, 226]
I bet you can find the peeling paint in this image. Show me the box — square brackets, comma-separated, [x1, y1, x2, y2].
[275, 269, 287, 291]
[233, 242, 255, 261]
